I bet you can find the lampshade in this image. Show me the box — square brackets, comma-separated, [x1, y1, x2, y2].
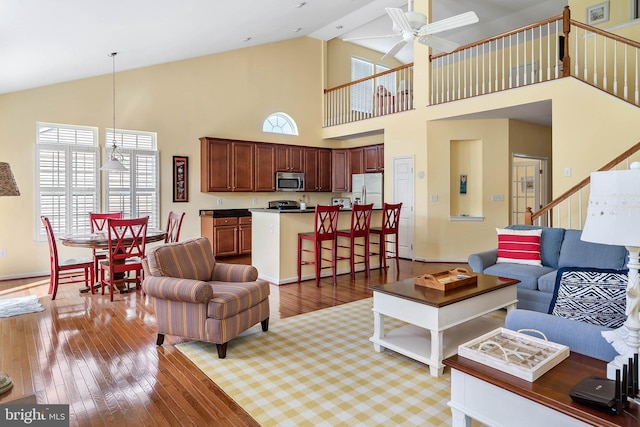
[581, 162, 640, 247]
[0, 162, 20, 196]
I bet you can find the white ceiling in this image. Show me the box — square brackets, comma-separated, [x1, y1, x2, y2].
[0, 0, 566, 96]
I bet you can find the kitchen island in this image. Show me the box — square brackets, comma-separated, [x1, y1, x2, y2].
[251, 207, 383, 285]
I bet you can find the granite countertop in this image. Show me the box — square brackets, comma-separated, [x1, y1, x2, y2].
[249, 207, 382, 213]
[199, 209, 251, 218]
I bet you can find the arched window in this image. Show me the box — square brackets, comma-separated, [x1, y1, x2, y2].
[262, 112, 298, 135]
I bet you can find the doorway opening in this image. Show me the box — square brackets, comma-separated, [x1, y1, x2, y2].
[512, 155, 548, 225]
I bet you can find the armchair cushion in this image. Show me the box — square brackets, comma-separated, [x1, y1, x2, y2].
[146, 237, 215, 280]
[208, 280, 270, 319]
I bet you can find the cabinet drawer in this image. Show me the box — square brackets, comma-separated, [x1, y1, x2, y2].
[239, 217, 252, 225]
[213, 217, 238, 226]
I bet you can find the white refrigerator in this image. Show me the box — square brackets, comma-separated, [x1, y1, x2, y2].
[351, 173, 383, 208]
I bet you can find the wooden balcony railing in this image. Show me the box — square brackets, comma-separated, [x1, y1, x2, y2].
[525, 141, 640, 228]
[323, 64, 414, 127]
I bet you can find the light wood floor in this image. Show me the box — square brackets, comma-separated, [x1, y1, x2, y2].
[0, 257, 467, 426]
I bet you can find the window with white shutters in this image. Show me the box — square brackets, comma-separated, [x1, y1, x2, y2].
[36, 123, 99, 240]
[351, 58, 397, 113]
[104, 129, 159, 229]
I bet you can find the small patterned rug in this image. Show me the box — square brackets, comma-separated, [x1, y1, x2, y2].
[177, 298, 498, 426]
[0, 295, 45, 318]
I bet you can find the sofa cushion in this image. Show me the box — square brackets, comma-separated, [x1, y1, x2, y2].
[549, 267, 627, 328]
[483, 263, 555, 290]
[506, 225, 565, 268]
[496, 228, 542, 266]
[557, 230, 627, 270]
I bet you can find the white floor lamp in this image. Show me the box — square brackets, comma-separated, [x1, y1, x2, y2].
[581, 161, 640, 380]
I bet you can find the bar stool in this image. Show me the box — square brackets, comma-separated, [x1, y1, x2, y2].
[297, 205, 340, 286]
[370, 202, 402, 272]
[336, 203, 374, 279]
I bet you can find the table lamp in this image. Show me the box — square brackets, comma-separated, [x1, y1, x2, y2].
[581, 161, 640, 380]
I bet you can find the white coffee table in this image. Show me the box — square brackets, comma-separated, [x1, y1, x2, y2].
[369, 273, 518, 376]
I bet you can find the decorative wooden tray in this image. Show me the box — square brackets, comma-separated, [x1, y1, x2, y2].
[458, 327, 570, 382]
[414, 267, 477, 291]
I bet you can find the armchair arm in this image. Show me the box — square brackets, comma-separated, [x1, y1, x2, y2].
[468, 249, 498, 273]
[212, 263, 258, 282]
[142, 276, 213, 303]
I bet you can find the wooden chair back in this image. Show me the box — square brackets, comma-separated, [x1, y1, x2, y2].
[349, 203, 374, 237]
[313, 205, 340, 241]
[165, 211, 185, 243]
[90, 212, 123, 233]
[106, 217, 149, 263]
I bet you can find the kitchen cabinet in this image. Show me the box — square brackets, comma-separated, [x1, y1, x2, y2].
[349, 148, 364, 177]
[363, 144, 384, 172]
[200, 211, 252, 257]
[332, 149, 350, 192]
[255, 144, 275, 192]
[275, 145, 303, 172]
[304, 148, 332, 192]
[200, 137, 255, 192]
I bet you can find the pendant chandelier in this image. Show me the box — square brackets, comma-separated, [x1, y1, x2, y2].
[101, 52, 127, 171]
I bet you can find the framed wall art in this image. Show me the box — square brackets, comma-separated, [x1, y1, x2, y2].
[586, 1, 609, 25]
[173, 156, 188, 202]
[459, 174, 467, 194]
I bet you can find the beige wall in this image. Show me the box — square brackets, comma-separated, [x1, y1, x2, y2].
[0, 37, 331, 278]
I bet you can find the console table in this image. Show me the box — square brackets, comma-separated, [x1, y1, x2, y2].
[444, 353, 640, 427]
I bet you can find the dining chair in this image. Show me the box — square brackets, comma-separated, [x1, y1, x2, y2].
[89, 212, 122, 283]
[370, 202, 402, 272]
[297, 205, 340, 286]
[99, 216, 149, 301]
[164, 211, 186, 243]
[336, 203, 374, 279]
[41, 216, 95, 300]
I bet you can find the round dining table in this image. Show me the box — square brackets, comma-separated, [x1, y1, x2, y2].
[61, 229, 167, 293]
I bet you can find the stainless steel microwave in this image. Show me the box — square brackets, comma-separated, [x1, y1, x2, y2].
[275, 172, 305, 192]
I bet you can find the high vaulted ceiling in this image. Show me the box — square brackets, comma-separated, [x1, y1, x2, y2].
[0, 0, 566, 95]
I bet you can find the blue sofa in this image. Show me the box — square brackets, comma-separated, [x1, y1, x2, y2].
[468, 225, 627, 313]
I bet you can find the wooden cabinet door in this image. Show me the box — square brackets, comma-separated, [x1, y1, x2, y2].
[200, 138, 231, 192]
[303, 148, 319, 191]
[213, 217, 239, 257]
[255, 144, 275, 192]
[289, 146, 304, 172]
[332, 149, 350, 192]
[350, 147, 364, 176]
[318, 149, 332, 192]
[275, 145, 304, 172]
[364, 144, 384, 172]
[238, 217, 252, 255]
[232, 142, 255, 192]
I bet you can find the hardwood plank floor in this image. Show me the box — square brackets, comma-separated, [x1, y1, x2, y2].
[0, 257, 467, 426]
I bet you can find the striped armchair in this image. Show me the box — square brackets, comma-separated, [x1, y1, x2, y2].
[142, 237, 270, 358]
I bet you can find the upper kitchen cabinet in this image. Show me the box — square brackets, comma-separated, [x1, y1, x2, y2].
[350, 147, 364, 176]
[275, 145, 303, 172]
[255, 144, 275, 192]
[200, 137, 255, 192]
[304, 148, 332, 192]
[332, 149, 350, 192]
[363, 144, 384, 173]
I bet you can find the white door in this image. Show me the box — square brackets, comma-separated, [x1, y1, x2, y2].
[393, 156, 414, 260]
[512, 157, 548, 226]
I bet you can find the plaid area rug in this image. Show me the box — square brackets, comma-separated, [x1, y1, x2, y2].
[177, 298, 474, 427]
[0, 295, 44, 318]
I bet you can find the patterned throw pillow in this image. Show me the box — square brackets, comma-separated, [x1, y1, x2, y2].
[496, 228, 542, 266]
[549, 267, 628, 328]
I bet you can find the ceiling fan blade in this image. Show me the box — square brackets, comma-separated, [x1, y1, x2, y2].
[343, 34, 401, 42]
[418, 35, 459, 53]
[381, 39, 408, 61]
[418, 11, 479, 35]
[385, 7, 413, 33]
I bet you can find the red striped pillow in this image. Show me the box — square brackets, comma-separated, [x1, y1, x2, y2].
[496, 228, 542, 266]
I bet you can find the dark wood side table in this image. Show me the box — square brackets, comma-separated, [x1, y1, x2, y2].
[444, 353, 640, 427]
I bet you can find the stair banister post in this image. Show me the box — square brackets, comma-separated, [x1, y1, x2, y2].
[562, 6, 571, 77]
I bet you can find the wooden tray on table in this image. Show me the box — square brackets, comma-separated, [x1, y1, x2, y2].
[414, 267, 477, 291]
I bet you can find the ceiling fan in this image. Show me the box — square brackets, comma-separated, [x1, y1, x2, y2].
[345, 0, 479, 60]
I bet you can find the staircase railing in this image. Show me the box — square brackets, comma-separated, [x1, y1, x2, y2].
[323, 63, 414, 127]
[525, 141, 640, 228]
